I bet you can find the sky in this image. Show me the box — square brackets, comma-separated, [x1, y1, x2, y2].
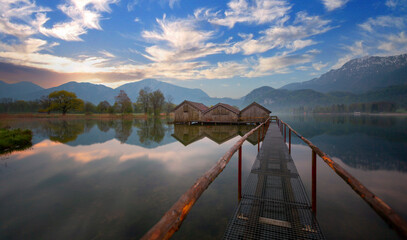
[0, 0, 406, 98]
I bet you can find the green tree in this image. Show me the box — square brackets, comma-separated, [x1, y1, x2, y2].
[49, 90, 84, 115]
[150, 90, 165, 116]
[114, 90, 133, 114]
[84, 102, 97, 114]
[137, 87, 151, 115]
[97, 101, 111, 113]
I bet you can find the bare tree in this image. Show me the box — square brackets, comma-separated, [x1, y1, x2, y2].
[150, 90, 165, 116]
[114, 90, 133, 114]
[137, 87, 151, 115]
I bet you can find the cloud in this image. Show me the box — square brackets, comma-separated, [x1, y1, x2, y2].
[359, 16, 405, 33]
[141, 15, 226, 62]
[99, 50, 115, 58]
[247, 54, 313, 77]
[168, 0, 181, 8]
[356, 15, 407, 56]
[227, 12, 331, 55]
[332, 41, 366, 69]
[312, 61, 328, 71]
[38, 0, 118, 41]
[197, 0, 291, 28]
[0, 0, 50, 39]
[378, 32, 407, 54]
[321, 0, 349, 11]
[199, 62, 248, 79]
[385, 0, 407, 8]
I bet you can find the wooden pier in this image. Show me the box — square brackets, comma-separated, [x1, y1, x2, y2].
[142, 117, 407, 240]
[224, 121, 325, 239]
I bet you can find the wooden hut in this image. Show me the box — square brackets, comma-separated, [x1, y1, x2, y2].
[239, 102, 271, 123]
[203, 103, 240, 123]
[173, 100, 208, 123]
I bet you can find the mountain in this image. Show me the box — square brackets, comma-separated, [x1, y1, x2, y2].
[116, 79, 210, 104]
[281, 53, 407, 93]
[1, 79, 236, 106]
[243, 84, 407, 112]
[22, 82, 118, 104]
[242, 86, 327, 111]
[0, 80, 44, 99]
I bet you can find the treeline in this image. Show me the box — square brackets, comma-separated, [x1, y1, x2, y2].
[0, 87, 176, 115]
[291, 101, 404, 114]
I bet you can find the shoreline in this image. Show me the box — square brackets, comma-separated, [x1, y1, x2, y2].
[0, 113, 173, 119]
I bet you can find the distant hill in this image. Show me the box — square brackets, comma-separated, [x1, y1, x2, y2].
[22, 82, 118, 104]
[281, 53, 407, 93]
[0, 80, 44, 99]
[243, 84, 407, 111]
[0, 79, 222, 105]
[116, 78, 210, 104]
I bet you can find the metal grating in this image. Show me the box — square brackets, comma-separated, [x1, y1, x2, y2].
[224, 122, 325, 240]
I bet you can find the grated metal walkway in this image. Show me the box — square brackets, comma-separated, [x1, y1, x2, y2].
[224, 122, 325, 240]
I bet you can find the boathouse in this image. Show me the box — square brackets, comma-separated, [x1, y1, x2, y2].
[173, 100, 208, 123]
[203, 103, 240, 123]
[239, 102, 271, 122]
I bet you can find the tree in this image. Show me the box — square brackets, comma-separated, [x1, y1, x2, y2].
[165, 95, 175, 115]
[114, 90, 133, 114]
[84, 102, 97, 114]
[97, 101, 111, 113]
[150, 90, 165, 116]
[39, 95, 52, 114]
[49, 90, 84, 115]
[137, 87, 151, 115]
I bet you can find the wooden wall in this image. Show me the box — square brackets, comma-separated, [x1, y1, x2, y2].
[240, 105, 269, 122]
[174, 103, 203, 122]
[203, 105, 239, 122]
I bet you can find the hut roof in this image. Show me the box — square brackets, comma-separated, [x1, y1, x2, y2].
[203, 103, 240, 115]
[240, 102, 271, 114]
[173, 100, 208, 112]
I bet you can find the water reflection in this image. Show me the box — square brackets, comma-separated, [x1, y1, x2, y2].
[282, 114, 407, 172]
[172, 124, 259, 146]
[0, 118, 259, 240]
[2, 118, 174, 148]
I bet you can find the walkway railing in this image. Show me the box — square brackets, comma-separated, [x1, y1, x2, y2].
[141, 118, 270, 240]
[276, 117, 407, 238]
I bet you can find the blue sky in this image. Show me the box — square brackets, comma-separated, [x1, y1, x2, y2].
[0, 0, 406, 98]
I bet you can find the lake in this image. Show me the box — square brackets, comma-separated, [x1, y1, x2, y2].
[0, 115, 406, 239]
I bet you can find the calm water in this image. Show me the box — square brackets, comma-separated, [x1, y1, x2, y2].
[0, 115, 406, 239]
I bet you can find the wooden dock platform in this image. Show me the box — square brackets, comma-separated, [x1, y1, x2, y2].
[224, 122, 325, 239]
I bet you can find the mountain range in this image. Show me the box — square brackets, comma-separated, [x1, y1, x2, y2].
[281, 53, 407, 93]
[1, 53, 407, 110]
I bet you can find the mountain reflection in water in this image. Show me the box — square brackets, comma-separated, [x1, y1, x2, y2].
[1, 116, 406, 172]
[281, 114, 407, 172]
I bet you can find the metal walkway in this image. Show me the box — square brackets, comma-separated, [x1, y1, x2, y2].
[224, 122, 325, 240]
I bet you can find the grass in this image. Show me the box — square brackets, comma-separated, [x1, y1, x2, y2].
[0, 128, 33, 154]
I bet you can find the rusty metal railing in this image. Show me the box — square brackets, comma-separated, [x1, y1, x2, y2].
[142, 118, 270, 240]
[276, 117, 407, 238]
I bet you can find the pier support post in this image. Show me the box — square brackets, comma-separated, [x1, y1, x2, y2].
[238, 146, 242, 202]
[289, 129, 291, 154]
[257, 129, 260, 152]
[312, 150, 317, 215]
[284, 124, 286, 143]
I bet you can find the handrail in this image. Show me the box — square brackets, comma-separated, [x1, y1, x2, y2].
[141, 117, 270, 240]
[278, 117, 407, 238]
